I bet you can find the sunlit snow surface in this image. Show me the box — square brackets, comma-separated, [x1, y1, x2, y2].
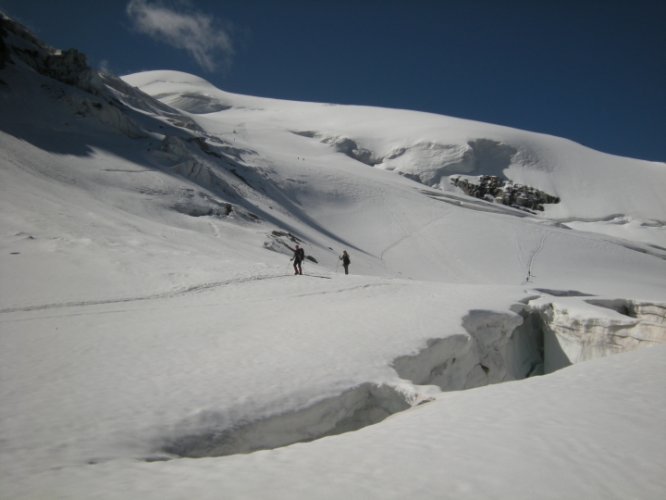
[1, 36, 665, 500]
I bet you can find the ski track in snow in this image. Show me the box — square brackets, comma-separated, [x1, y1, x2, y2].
[0, 274, 291, 315]
[0, 274, 393, 318]
[379, 214, 450, 262]
[208, 221, 222, 239]
[524, 232, 548, 284]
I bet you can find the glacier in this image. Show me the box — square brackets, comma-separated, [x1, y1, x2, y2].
[1, 12, 665, 500]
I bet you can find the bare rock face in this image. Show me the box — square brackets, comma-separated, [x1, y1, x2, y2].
[0, 19, 9, 69]
[43, 48, 91, 87]
[452, 175, 560, 212]
[0, 14, 99, 93]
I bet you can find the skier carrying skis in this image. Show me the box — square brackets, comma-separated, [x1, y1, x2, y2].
[340, 250, 351, 275]
[292, 244, 305, 275]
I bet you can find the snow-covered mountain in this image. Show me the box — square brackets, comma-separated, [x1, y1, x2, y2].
[1, 13, 665, 500]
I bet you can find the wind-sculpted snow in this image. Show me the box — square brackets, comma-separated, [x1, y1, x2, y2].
[380, 138, 519, 187]
[153, 92, 232, 114]
[293, 131, 520, 187]
[122, 70, 239, 113]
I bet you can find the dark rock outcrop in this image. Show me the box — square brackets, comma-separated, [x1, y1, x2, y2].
[452, 175, 560, 212]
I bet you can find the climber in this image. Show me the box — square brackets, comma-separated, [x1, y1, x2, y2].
[340, 250, 351, 275]
[292, 244, 305, 275]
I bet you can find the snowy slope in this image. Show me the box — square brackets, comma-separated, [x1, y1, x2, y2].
[125, 70, 666, 229]
[1, 14, 665, 500]
[6, 344, 664, 500]
[125, 70, 666, 289]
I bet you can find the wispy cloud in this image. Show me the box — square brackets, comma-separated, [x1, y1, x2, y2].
[98, 59, 113, 74]
[126, 0, 234, 72]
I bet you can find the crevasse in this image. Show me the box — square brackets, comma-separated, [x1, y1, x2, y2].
[157, 296, 665, 460]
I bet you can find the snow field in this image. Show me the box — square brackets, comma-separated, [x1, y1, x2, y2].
[4, 343, 664, 500]
[0, 276, 525, 467]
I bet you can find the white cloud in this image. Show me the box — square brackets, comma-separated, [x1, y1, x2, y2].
[126, 0, 234, 72]
[98, 59, 112, 74]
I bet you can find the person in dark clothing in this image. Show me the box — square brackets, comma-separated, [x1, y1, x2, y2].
[292, 244, 305, 275]
[340, 250, 350, 275]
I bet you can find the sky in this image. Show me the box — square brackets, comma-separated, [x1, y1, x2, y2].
[1, 0, 664, 162]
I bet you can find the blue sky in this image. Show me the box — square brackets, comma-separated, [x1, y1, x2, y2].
[2, 0, 664, 161]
